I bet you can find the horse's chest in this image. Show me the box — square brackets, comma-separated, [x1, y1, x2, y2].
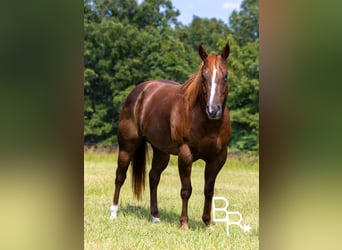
[201, 134, 221, 149]
[188, 121, 230, 159]
[187, 130, 221, 159]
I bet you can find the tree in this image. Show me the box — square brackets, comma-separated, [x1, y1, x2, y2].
[229, 0, 259, 46]
[226, 0, 259, 150]
[84, 0, 259, 151]
[134, 0, 180, 28]
[177, 16, 230, 53]
[84, 0, 191, 146]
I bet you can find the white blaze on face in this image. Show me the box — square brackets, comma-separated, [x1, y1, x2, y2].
[209, 65, 217, 108]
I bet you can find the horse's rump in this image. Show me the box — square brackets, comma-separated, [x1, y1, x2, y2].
[120, 80, 183, 154]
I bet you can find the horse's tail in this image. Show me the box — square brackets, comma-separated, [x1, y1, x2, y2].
[132, 139, 147, 200]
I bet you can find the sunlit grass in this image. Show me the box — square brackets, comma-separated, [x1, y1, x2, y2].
[84, 150, 259, 249]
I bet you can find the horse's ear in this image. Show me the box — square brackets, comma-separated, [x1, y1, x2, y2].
[199, 44, 208, 61]
[221, 43, 230, 60]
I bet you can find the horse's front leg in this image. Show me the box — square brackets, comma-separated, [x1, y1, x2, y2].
[178, 144, 193, 230]
[202, 148, 227, 226]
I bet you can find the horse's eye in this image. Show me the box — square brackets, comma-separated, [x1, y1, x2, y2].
[201, 73, 206, 82]
[224, 74, 228, 81]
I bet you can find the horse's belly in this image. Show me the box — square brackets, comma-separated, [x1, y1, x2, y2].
[146, 135, 179, 155]
[142, 116, 178, 154]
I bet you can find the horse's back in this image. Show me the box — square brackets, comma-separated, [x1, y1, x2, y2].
[130, 79, 179, 96]
[122, 80, 179, 109]
[155, 79, 180, 85]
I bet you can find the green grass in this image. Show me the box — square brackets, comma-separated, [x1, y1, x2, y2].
[84, 150, 259, 249]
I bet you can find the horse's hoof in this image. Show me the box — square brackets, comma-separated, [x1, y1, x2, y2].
[110, 204, 118, 220]
[206, 224, 214, 230]
[152, 216, 160, 223]
[181, 223, 189, 230]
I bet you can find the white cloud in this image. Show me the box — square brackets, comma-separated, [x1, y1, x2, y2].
[222, 1, 240, 10]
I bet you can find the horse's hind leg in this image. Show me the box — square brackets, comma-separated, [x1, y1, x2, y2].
[110, 119, 140, 219]
[149, 147, 169, 222]
[110, 148, 131, 219]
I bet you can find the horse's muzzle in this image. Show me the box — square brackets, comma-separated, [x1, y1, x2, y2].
[206, 104, 222, 120]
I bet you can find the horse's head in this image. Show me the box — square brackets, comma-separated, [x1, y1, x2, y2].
[198, 44, 230, 120]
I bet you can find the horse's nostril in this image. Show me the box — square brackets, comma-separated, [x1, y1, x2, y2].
[206, 104, 214, 115]
[206, 104, 222, 117]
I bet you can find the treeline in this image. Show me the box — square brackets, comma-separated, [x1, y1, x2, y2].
[84, 0, 259, 151]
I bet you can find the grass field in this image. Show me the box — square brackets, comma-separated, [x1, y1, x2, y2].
[84, 150, 259, 249]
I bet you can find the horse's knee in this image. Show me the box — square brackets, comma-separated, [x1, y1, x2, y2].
[204, 185, 214, 199]
[181, 187, 192, 199]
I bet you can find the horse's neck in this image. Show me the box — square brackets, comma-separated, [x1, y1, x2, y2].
[181, 72, 203, 109]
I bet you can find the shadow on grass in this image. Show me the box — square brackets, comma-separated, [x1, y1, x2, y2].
[120, 204, 207, 231]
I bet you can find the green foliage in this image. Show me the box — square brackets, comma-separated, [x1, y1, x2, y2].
[218, 33, 259, 151]
[229, 0, 259, 47]
[84, 0, 259, 151]
[177, 16, 231, 53]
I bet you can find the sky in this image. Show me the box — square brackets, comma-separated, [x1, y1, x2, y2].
[171, 0, 242, 25]
[138, 0, 242, 25]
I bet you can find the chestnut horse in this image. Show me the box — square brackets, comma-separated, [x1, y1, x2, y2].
[110, 44, 232, 230]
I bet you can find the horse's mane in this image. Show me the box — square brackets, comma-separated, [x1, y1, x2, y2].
[181, 63, 203, 106]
